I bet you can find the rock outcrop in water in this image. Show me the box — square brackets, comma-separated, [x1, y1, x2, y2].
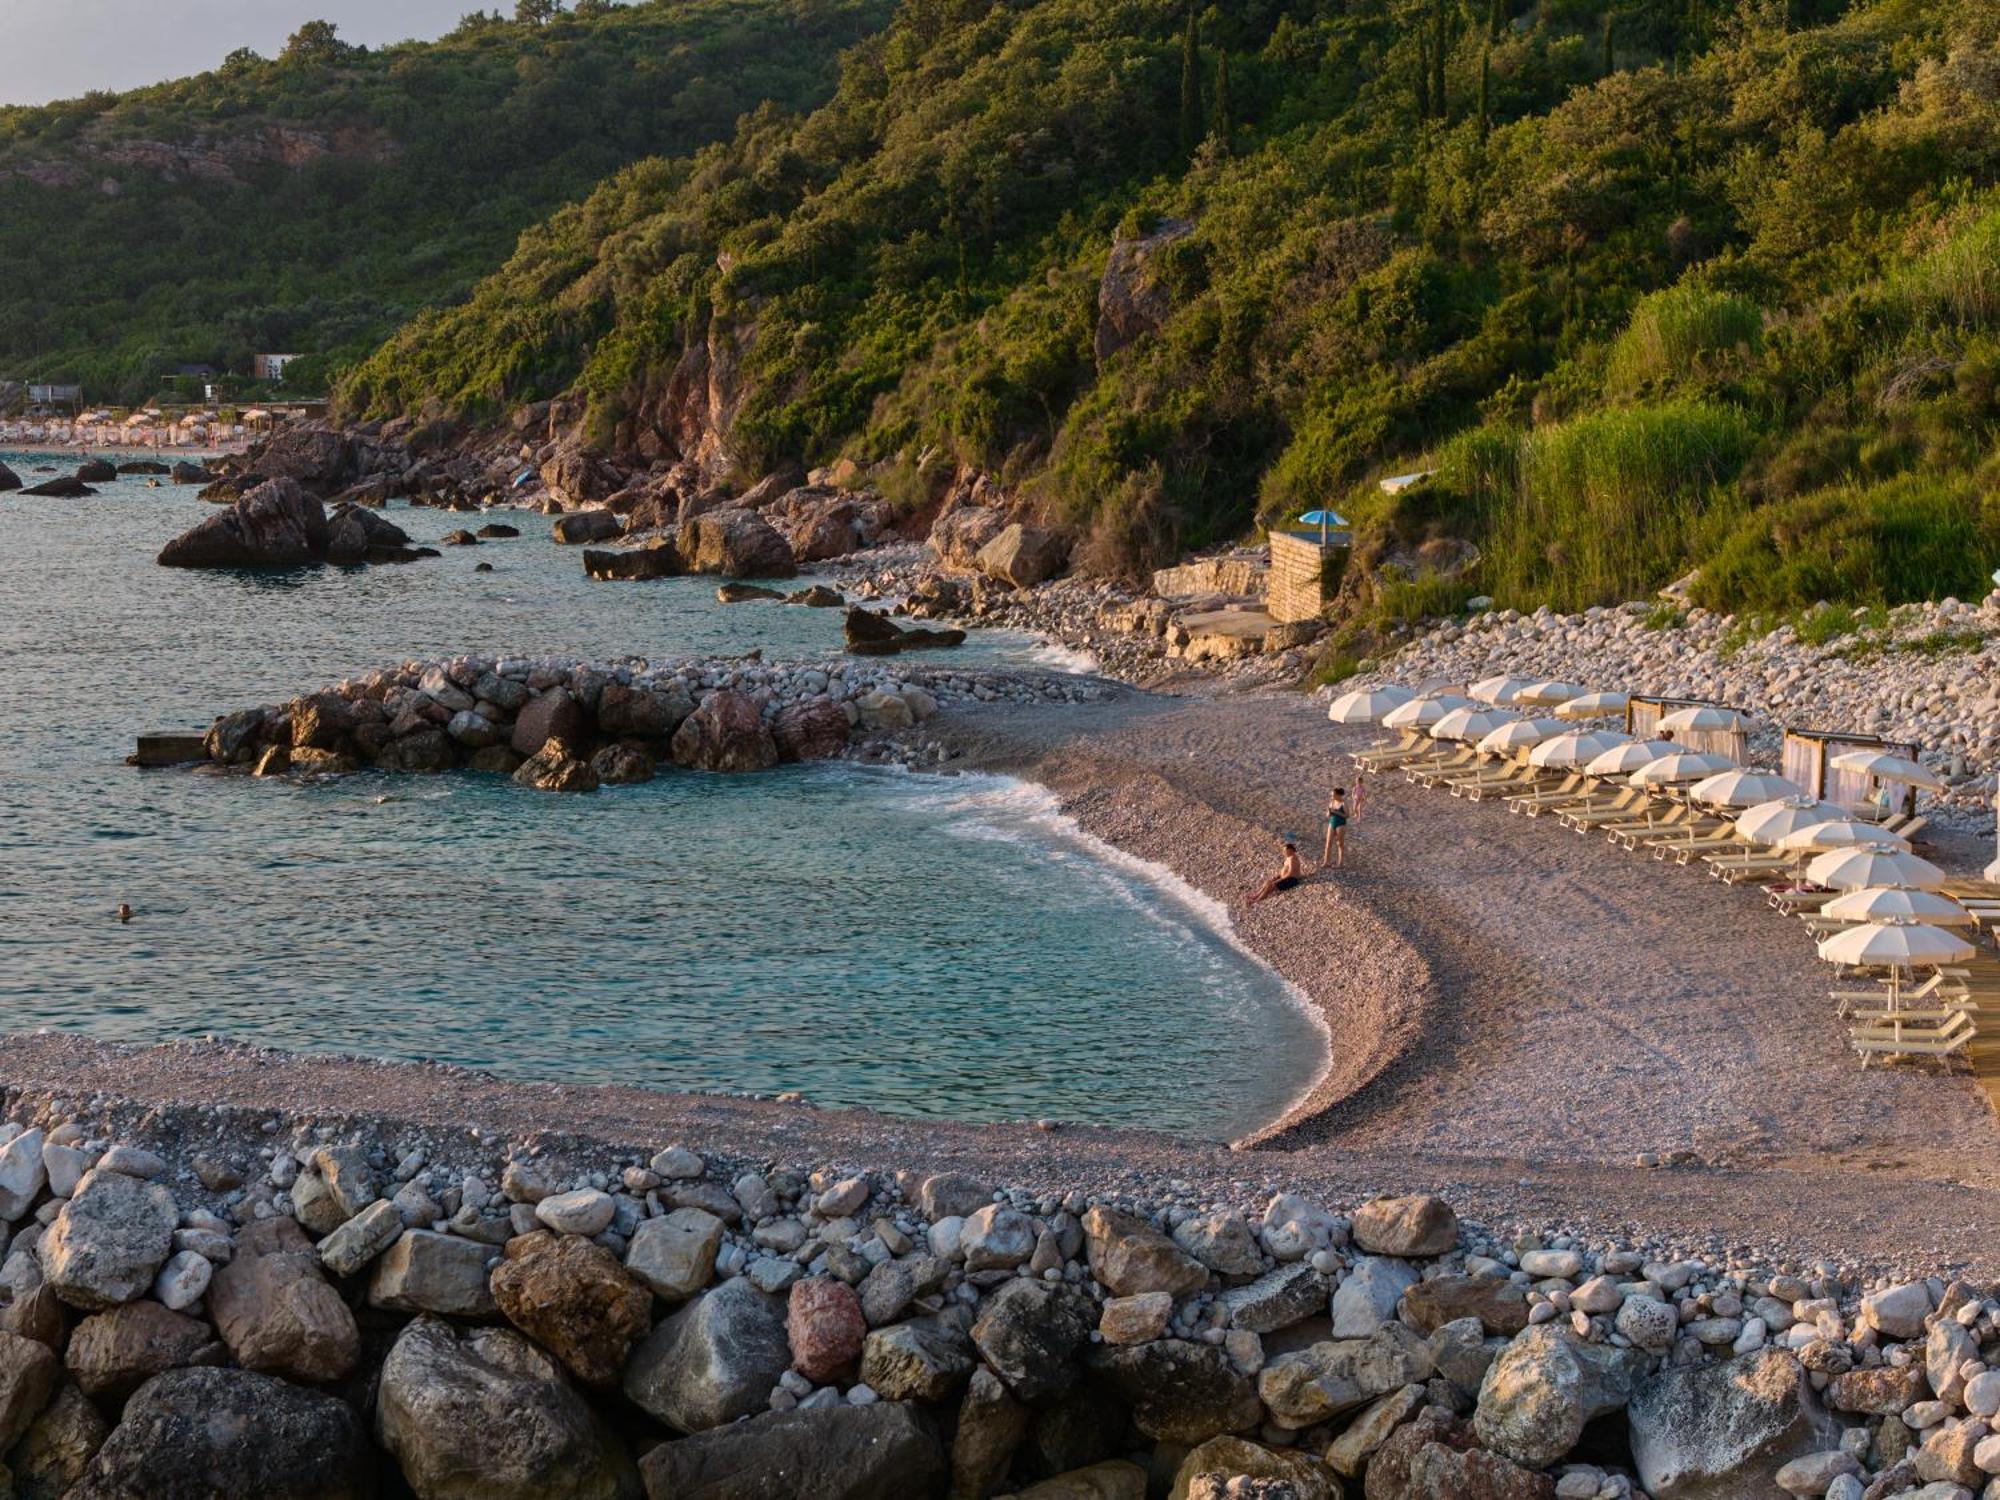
[0, 1078, 1979, 1500]
[157, 478, 430, 568]
[189, 654, 1107, 792]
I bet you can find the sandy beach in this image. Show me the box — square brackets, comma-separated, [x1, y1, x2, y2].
[7, 683, 1999, 1277]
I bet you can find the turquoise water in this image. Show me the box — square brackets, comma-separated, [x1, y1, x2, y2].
[0, 456, 1325, 1139]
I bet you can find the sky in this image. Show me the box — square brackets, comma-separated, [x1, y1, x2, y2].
[0, 0, 477, 107]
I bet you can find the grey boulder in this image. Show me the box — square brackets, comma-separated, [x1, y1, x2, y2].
[622, 1277, 791, 1433]
[1628, 1349, 1838, 1500]
[39, 1168, 179, 1310]
[637, 1400, 943, 1500]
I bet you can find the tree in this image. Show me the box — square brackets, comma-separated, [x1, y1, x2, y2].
[1602, 10, 1616, 76]
[1210, 51, 1233, 156]
[280, 20, 346, 66]
[219, 47, 262, 77]
[1179, 3, 1204, 157]
[516, 0, 564, 22]
[1477, 42, 1491, 139]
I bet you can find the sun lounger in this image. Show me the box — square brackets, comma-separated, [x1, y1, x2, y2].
[1505, 774, 1586, 815]
[1601, 802, 1688, 845]
[1558, 789, 1649, 828]
[1461, 767, 1548, 802]
[1352, 734, 1424, 772]
[1850, 1011, 1975, 1068]
[1407, 747, 1480, 786]
[1847, 1003, 1977, 1024]
[1655, 833, 1746, 864]
[1767, 887, 1834, 913]
[1632, 816, 1728, 853]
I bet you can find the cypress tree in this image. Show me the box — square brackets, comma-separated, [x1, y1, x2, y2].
[1602, 9, 1616, 77]
[1211, 51, 1233, 155]
[1487, 0, 1503, 42]
[1180, 3, 1204, 156]
[1477, 43, 1491, 140]
[1430, 0, 1448, 122]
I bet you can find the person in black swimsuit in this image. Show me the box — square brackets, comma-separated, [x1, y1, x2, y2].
[1245, 840, 1305, 905]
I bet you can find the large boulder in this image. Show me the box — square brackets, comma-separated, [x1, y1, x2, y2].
[490, 1231, 651, 1388]
[65, 1301, 223, 1398]
[21, 475, 95, 496]
[787, 1277, 867, 1384]
[11, 1381, 111, 1498]
[1331, 1256, 1421, 1338]
[772, 698, 852, 762]
[76, 458, 118, 482]
[928, 505, 1011, 569]
[1257, 1325, 1435, 1427]
[553, 510, 625, 545]
[40, 1168, 178, 1310]
[638, 1401, 944, 1500]
[670, 690, 779, 772]
[67, 1366, 373, 1500]
[1627, 1350, 1838, 1500]
[369, 1229, 498, 1317]
[1082, 1207, 1208, 1298]
[541, 448, 624, 509]
[0, 460, 20, 491]
[970, 1279, 1095, 1403]
[0, 1330, 59, 1451]
[325, 504, 413, 563]
[624, 1208, 724, 1302]
[974, 523, 1069, 589]
[511, 688, 584, 757]
[622, 1277, 792, 1433]
[157, 477, 329, 567]
[1363, 1404, 1556, 1500]
[844, 607, 965, 656]
[514, 742, 600, 793]
[205, 1216, 360, 1383]
[1350, 1196, 1458, 1258]
[170, 460, 213, 485]
[860, 1317, 975, 1403]
[680, 507, 796, 578]
[244, 428, 355, 493]
[1086, 1339, 1261, 1444]
[376, 1316, 639, 1500]
[597, 682, 694, 740]
[1402, 1275, 1530, 1336]
[1473, 1326, 1647, 1469]
[1170, 1437, 1341, 1500]
[1216, 1262, 1327, 1334]
[952, 1368, 1029, 1500]
[583, 542, 681, 579]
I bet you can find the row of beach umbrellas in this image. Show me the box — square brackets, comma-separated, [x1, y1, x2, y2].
[1329, 678, 1970, 992]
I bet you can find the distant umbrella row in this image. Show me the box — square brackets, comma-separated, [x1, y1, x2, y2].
[1333, 677, 1994, 1070]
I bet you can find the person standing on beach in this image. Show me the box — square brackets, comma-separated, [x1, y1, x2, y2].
[1321, 785, 1358, 869]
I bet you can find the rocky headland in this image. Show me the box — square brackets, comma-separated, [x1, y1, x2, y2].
[0, 1033, 1991, 1500]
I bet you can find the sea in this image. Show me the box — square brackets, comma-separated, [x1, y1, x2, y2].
[0, 454, 1326, 1140]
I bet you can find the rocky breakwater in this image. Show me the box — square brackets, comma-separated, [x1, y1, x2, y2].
[0, 1101, 1989, 1500]
[193, 653, 1110, 791]
[1346, 592, 2000, 825]
[157, 477, 433, 569]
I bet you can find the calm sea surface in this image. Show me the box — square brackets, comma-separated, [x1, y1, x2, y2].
[0, 455, 1325, 1139]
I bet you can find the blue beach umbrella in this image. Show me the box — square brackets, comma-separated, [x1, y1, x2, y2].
[1295, 510, 1348, 545]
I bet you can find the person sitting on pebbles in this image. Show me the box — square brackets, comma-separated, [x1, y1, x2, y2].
[1244, 839, 1306, 905]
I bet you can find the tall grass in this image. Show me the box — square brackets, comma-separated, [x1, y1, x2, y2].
[1485, 400, 1754, 610]
[1606, 283, 1764, 394]
[1891, 206, 2000, 332]
[1692, 473, 2000, 613]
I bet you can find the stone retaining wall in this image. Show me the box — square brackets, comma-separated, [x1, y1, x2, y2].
[0, 1080, 1985, 1500]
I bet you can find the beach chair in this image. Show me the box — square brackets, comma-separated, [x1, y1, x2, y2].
[1505, 774, 1586, 816]
[1704, 847, 1795, 881]
[1601, 802, 1690, 846]
[1828, 972, 1961, 1016]
[1632, 814, 1729, 854]
[1655, 831, 1747, 864]
[1557, 787, 1648, 829]
[1767, 887, 1834, 914]
[1463, 765, 1548, 802]
[1849, 1011, 1976, 1069]
[1407, 746, 1480, 786]
[1352, 733, 1425, 772]
[1444, 757, 1532, 797]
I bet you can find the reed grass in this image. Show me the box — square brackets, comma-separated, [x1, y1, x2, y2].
[1606, 283, 1764, 394]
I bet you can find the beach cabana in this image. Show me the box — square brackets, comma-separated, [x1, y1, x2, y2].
[1625, 695, 1750, 763]
[1781, 728, 1924, 819]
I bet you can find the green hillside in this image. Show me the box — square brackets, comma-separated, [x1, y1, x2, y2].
[344, 0, 2000, 619]
[0, 0, 890, 403]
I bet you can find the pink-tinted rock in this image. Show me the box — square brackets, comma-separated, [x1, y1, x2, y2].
[773, 699, 851, 762]
[788, 1277, 867, 1385]
[670, 690, 778, 773]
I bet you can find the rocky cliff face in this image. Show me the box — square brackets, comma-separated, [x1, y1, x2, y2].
[0, 122, 399, 192]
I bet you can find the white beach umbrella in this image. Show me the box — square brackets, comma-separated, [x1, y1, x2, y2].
[1733, 797, 1846, 845]
[1657, 705, 1751, 734]
[1429, 707, 1516, 742]
[1805, 847, 1947, 891]
[1629, 751, 1735, 787]
[1519, 680, 1590, 706]
[1555, 690, 1630, 720]
[1817, 920, 1973, 969]
[1688, 770, 1806, 808]
[1328, 685, 1416, 724]
[1476, 718, 1573, 755]
[1830, 749, 1946, 791]
[1821, 888, 1976, 926]
[1582, 739, 1678, 777]
[1775, 820, 1912, 852]
[1469, 675, 1534, 706]
[1382, 694, 1476, 730]
[1530, 729, 1631, 769]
